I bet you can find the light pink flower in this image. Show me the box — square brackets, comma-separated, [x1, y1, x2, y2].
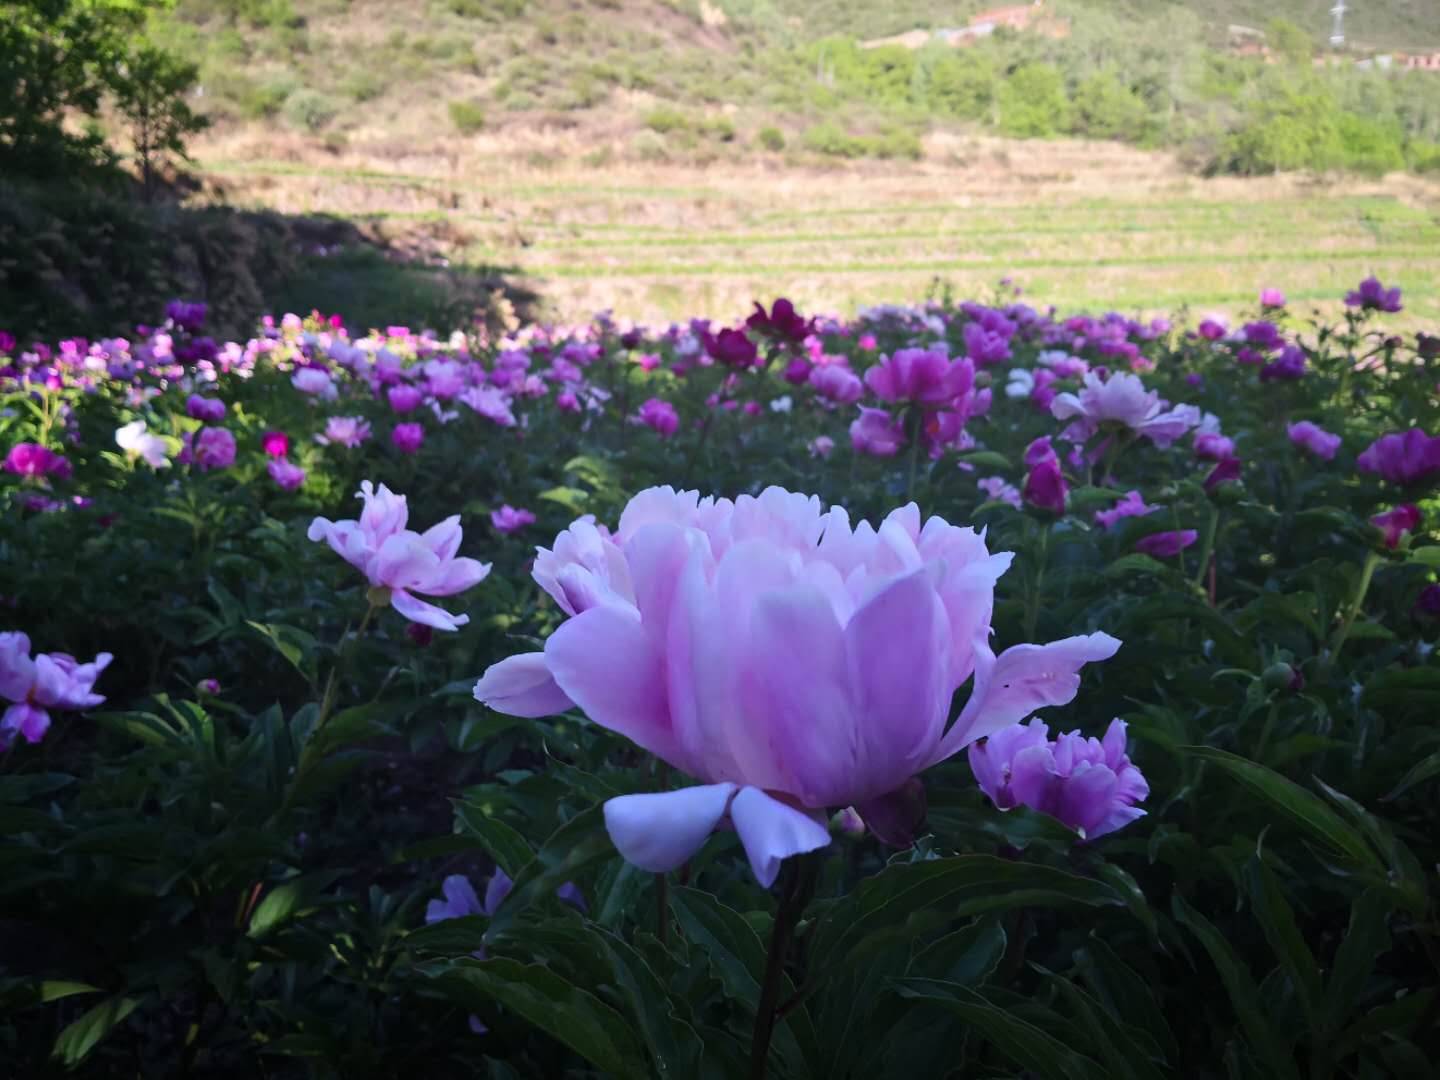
[977, 476, 1022, 509]
[491, 504, 537, 535]
[1135, 530, 1197, 558]
[1095, 490, 1158, 530]
[179, 427, 236, 471]
[291, 367, 337, 400]
[460, 386, 516, 427]
[809, 364, 864, 405]
[1050, 372, 1198, 447]
[1371, 505, 1421, 550]
[1287, 421, 1341, 461]
[849, 407, 905, 457]
[808, 436, 836, 458]
[267, 459, 306, 490]
[308, 481, 491, 631]
[315, 416, 372, 448]
[0, 632, 112, 748]
[475, 486, 1120, 885]
[388, 384, 424, 413]
[636, 398, 679, 438]
[864, 348, 974, 407]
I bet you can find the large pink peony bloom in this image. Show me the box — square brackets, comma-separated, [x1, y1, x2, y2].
[0, 632, 112, 748]
[474, 486, 1120, 885]
[1287, 421, 1341, 462]
[1356, 429, 1440, 486]
[1050, 372, 1197, 447]
[308, 481, 491, 630]
[864, 348, 974, 407]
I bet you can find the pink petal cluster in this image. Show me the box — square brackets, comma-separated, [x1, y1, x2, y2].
[267, 459, 306, 490]
[474, 486, 1120, 885]
[636, 397, 679, 438]
[308, 481, 491, 630]
[864, 348, 974, 407]
[0, 632, 112, 748]
[976, 476, 1022, 509]
[1371, 505, 1421, 550]
[1095, 490, 1158, 530]
[261, 430, 290, 457]
[315, 416, 372, 448]
[850, 407, 905, 457]
[1357, 429, 1440, 486]
[968, 718, 1148, 841]
[388, 384, 424, 413]
[392, 422, 425, 455]
[1135, 530, 1197, 558]
[809, 364, 864, 405]
[491, 504, 537, 535]
[3, 443, 71, 479]
[291, 367, 337, 400]
[1022, 436, 1067, 513]
[185, 395, 226, 422]
[1287, 421, 1341, 461]
[179, 427, 236, 471]
[1050, 372, 1198, 447]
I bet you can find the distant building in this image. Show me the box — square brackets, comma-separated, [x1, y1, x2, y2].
[861, 0, 1065, 51]
[1397, 51, 1440, 71]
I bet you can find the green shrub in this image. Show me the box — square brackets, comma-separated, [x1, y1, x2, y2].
[630, 129, 669, 161]
[757, 125, 786, 151]
[997, 62, 1068, 138]
[803, 120, 866, 158]
[925, 51, 996, 121]
[447, 99, 486, 133]
[869, 125, 923, 160]
[282, 88, 341, 132]
[1070, 70, 1151, 142]
[643, 106, 689, 134]
[341, 69, 384, 104]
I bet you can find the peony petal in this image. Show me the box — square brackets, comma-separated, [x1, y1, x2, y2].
[390, 588, 469, 630]
[544, 603, 679, 764]
[421, 515, 464, 561]
[603, 783, 738, 872]
[729, 786, 831, 888]
[374, 533, 442, 590]
[474, 652, 575, 717]
[422, 556, 492, 597]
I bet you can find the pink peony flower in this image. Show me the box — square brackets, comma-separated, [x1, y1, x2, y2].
[1023, 441, 1068, 514]
[865, 348, 974, 407]
[1259, 288, 1286, 309]
[315, 416, 372, 448]
[0, 632, 112, 749]
[1357, 429, 1440, 486]
[491, 504, 537, 535]
[180, 427, 236, 471]
[391, 422, 425, 455]
[1346, 276, 1403, 313]
[291, 367, 337, 400]
[1135, 530, 1197, 558]
[186, 395, 226, 422]
[1371, 504, 1421, 550]
[1050, 372, 1197, 447]
[460, 386, 517, 427]
[3, 443, 71, 479]
[977, 476, 1022, 509]
[388, 384, 424, 413]
[636, 397, 679, 438]
[809, 364, 864, 405]
[307, 481, 491, 631]
[808, 435, 835, 458]
[969, 718, 1148, 840]
[267, 458, 306, 491]
[849, 407, 905, 457]
[474, 486, 1120, 885]
[1287, 421, 1341, 461]
[1204, 456, 1242, 492]
[261, 430, 290, 457]
[1095, 490, 1158, 530]
[1194, 432, 1234, 461]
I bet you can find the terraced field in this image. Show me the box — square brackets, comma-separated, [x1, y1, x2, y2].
[200, 139, 1440, 327]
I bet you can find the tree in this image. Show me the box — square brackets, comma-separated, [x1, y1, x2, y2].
[998, 62, 1068, 138]
[1265, 18, 1313, 66]
[111, 45, 209, 200]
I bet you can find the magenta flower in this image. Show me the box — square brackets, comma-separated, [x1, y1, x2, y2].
[1416, 583, 1440, 617]
[1023, 439, 1068, 514]
[1260, 346, 1306, 382]
[1135, 530, 1197, 558]
[308, 481, 491, 631]
[1346, 276, 1403, 313]
[1242, 321, 1285, 352]
[977, 476, 1022, 509]
[636, 397, 679, 438]
[179, 427, 236, 471]
[491, 504, 537, 535]
[185, 395, 226, 422]
[1204, 456, 1242, 492]
[0, 632, 112, 749]
[1194, 432, 1235, 461]
[3, 443, 70, 479]
[746, 298, 811, 344]
[1357, 429, 1440, 486]
[388, 384, 424, 413]
[1371, 505, 1421, 550]
[474, 486, 1119, 885]
[849, 407, 905, 457]
[267, 459, 306, 491]
[963, 322, 1011, 366]
[392, 422, 425, 455]
[1050, 372, 1197, 447]
[865, 348, 974, 407]
[1259, 288, 1286, 309]
[1197, 318, 1227, 341]
[968, 719, 1148, 841]
[705, 327, 759, 368]
[809, 364, 864, 405]
[261, 430, 290, 458]
[1287, 421, 1341, 461]
[1095, 490, 1158, 530]
[315, 416, 372, 448]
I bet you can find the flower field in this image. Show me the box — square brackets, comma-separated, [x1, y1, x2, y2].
[2, 282, 1438, 1077]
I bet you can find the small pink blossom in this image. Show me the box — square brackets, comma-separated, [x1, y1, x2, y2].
[0, 632, 112, 749]
[1135, 530, 1197, 558]
[636, 398, 679, 438]
[392, 422, 425, 455]
[261, 431, 290, 457]
[849, 407, 905, 457]
[315, 416, 372, 448]
[388, 384, 424, 413]
[808, 435, 835, 458]
[179, 427, 236, 471]
[866, 348, 974, 407]
[491, 504, 537, 535]
[977, 476, 1022, 509]
[1371, 505, 1421, 550]
[186, 395, 226, 422]
[1287, 421, 1341, 461]
[267, 459, 306, 490]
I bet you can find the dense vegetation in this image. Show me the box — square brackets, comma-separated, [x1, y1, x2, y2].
[2, 282, 1439, 1076]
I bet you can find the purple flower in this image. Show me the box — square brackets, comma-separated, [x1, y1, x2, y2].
[267, 459, 306, 491]
[491, 505, 537, 535]
[1050, 372, 1197, 448]
[1357, 429, 1440, 486]
[1135, 530, 1197, 558]
[977, 476, 1022, 509]
[315, 416, 372, 448]
[705, 327, 759, 368]
[865, 348, 974, 407]
[3, 443, 70, 479]
[1259, 288, 1286, 309]
[963, 322, 1011, 366]
[1242, 321, 1285, 352]
[1416, 583, 1440, 617]
[746, 298, 812, 344]
[391, 422, 425, 455]
[291, 367, 337, 400]
[388, 384, 424, 413]
[186, 395, 227, 422]
[809, 364, 864, 405]
[1287, 421, 1341, 461]
[1371, 504, 1421, 550]
[1095, 490, 1158, 530]
[165, 300, 207, 333]
[636, 397, 679, 438]
[1260, 346, 1306, 382]
[1204, 456, 1242, 492]
[1023, 444, 1068, 514]
[968, 718, 1148, 841]
[1346, 276, 1403, 313]
[179, 427, 236, 471]
[1197, 318, 1227, 341]
[0, 633, 112, 749]
[849, 407, 905, 457]
[1194, 432, 1235, 461]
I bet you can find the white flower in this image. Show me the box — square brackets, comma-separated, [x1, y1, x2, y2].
[1005, 369, 1035, 399]
[770, 396, 793, 413]
[115, 420, 171, 469]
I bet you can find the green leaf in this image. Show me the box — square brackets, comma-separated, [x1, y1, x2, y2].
[1407, 546, 1440, 568]
[488, 806, 615, 934]
[1319, 889, 1392, 1038]
[1172, 895, 1299, 1080]
[1243, 855, 1321, 1031]
[1046, 973, 1169, 1080]
[245, 621, 317, 679]
[956, 450, 1013, 471]
[433, 958, 650, 1077]
[1105, 554, 1178, 579]
[406, 914, 490, 955]
[1385, 749, 1440, 800]
[248, 871, 344, 939]
[667, 885, 766, 1007]
[893, 979, 1104, 1080]
[0, 773, 74, 803]
[1185, 747, 1382, 873]
[52, 995, 141, 1067]
[537, 486, 590, 513]
[309, 698, 414, 757]
[1073, 938, 1177, 1064]
[453, 800, 534, 879]
[598, 930, 702, 1078]
[39, 981, 103, 1004]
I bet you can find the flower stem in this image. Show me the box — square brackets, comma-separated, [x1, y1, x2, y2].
[904, 408, 923, 500]
[1328, 551, 1382, 668]
[1191, 504, 1220, 592]
[748, 854, 820, 1080]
